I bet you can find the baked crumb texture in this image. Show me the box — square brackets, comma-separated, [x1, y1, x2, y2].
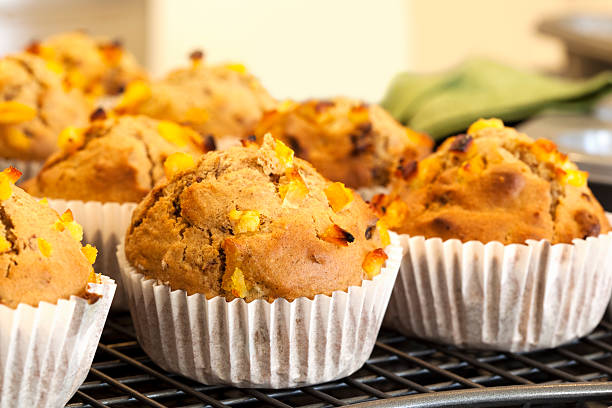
[377, 118, 611, 244]
[26, 31, 147, 97]
[125, 135, 389, 302]
[25, 114, 209, 203]
[114, 52, 276, 140]
[0, 53, 89, 161]
[0, 167, 98, 308]
[253, 97, 433, 189]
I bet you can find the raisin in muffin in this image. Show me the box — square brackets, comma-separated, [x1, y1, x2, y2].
[24, 113, 209, 203]
[125, 134, 390, 301]
[0, 52, 89, 161]
[0, 167, 99, 308]
[253, 97, 433, 189]
[115, 51, 276, 142]
[26, 31, 147, 96]
[377, 118, 610, 244]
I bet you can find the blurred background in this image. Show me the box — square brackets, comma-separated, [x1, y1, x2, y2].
[0, 0, 610, 101]
[2, 0, 612, 205]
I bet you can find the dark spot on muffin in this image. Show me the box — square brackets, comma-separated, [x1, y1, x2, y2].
[318, 224, 355, 246]
[434, 192, 450, 206]
[204, 134, 216, 151]
[89, 107, 107, 122]
[357, 122, 373, 134]
[395, 159, 418, 181]
[350, 125, 374, 156]
[581, 192, 592, 202]
[314, 100, 335, 112]
[371, 167, 388, 184]
[488, 171, 525, 198]
[268, 173, 280, 184]
[189, 49, 204, 61]
[116, 84, 126, 94]
[285, 135, 301, 155]
[195, 176, 203, 183]
[449, 134, 473, 153]
[365, 224, 376, 240]
[574, 209, 601, 238]
[432, 216, 454, 232]
[241, 135, 257, 147]
[25, 41, 41, 54]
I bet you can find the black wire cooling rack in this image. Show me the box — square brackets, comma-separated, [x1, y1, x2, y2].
[66, 314, 612, 408]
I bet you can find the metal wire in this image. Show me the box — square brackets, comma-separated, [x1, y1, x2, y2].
[66, 315, 612, 408]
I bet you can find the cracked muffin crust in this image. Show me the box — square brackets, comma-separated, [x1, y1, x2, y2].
[252, 97, 433, 189]
[376, 119, 610, 244]
[26, 31, 147, 97]
[125, 135, 390, 302]
[0, 52, 89, 161]
[0, 167, 98, 308]
[24, 114, 209, 203]
[115, 52, 276, 141]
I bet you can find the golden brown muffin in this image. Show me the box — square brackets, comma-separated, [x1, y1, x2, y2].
[0, 167, 98, 308]
[253, 97, 433, 189]
[376, 118, 610, 245]
[115, 52, 276, 141]
[125, 135, 390, 302]
[24, 113, 210, 203]
[26, 31, 147, 96]
[0, 53, 89, 161]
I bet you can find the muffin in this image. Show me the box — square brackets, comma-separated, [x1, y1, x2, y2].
[0, 52, 89, 168]
[379, 118, 612, 351]
[253, 97, 433, 190]
[26, 31, 147, 97]
[23, 112, 208, 310]
[0, 166, 115, 407]
[115, 51, 276, 142]
[118, 135, 402, 387]
[378, 118, 610, 243]
[25, 112, 209, 203]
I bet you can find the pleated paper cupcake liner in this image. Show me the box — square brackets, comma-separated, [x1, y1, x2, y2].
[0, 158, 43, 184]
[117, 233, 402, 388]
[0, 276, 116, 408]
[384, 226, 612, 352]
[48, 199, 137, 311]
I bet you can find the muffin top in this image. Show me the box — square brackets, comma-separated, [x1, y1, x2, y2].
[26, 31, 147, 96]
[0, 167, 98, 308]
[253, 97, 433, 189]
[0, 52, 89, 161]
[377, 119, 611, 244]
[125, 135, 390, 302]
[115, 52, 276, 140]
[24, 113, 210, 203]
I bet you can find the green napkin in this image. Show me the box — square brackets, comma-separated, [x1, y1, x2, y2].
[381, 58, 612, 140]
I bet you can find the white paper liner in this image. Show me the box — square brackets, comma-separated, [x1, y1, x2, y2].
[117, 233, 402, 388]
[356, 185, 389, 203]
[47, 199, 137, 311]
[384, 225, 612, 352]
[0, 158, 43, 184]
[0, 276, 116, 408]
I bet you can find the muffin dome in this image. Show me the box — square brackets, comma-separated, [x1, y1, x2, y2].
[116, 53, 276, 140]
[378, 119, 611, 244]
[0, 53, 89, 161]
[125, 135, 390, 302]
[26, 31, 147, 96]
[24, 114, 209, 203]
[0, 167, 97, 308]
[253, 97, 433, 189]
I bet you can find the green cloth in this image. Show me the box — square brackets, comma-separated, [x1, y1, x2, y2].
[381, 58, 612, 140]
